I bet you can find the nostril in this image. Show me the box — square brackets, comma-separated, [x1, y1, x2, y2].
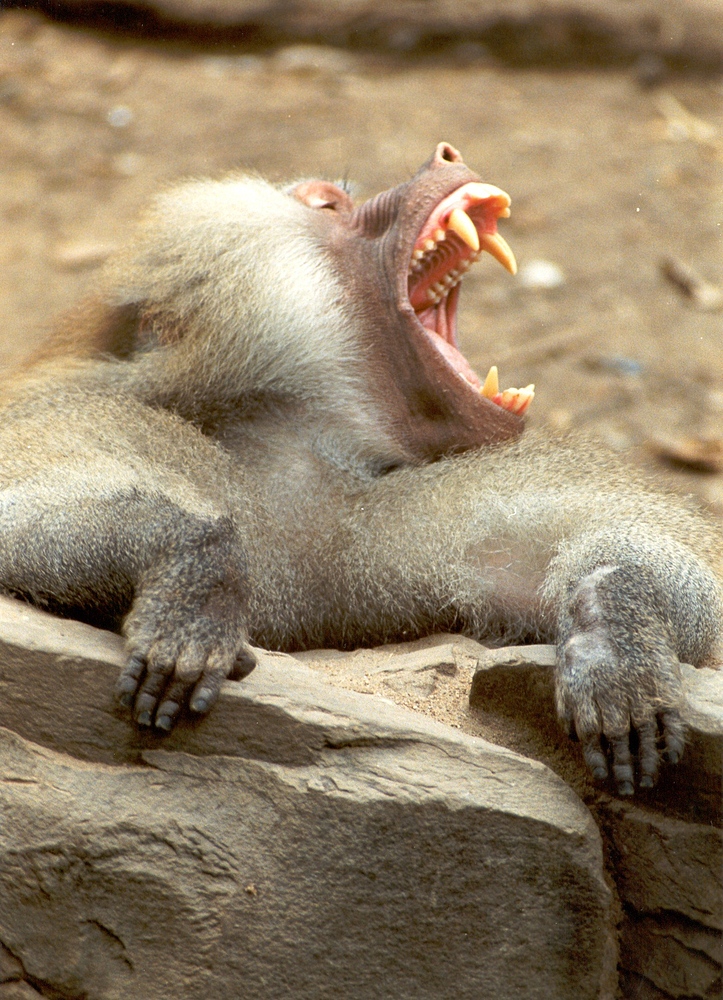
[435, 142, 463, 164]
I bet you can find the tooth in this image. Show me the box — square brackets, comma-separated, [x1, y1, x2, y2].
[447, 209, 480, 252]
[412, 249, 425, 260]
[479, 232, 517, 275]
[434, 228, 446, 242]
[426, 288, 439, 302]
[513, 385, 535, 415]
[500, 207, 511, 218]
[423, 239, 437, 252]
[481, 365, 499, 399]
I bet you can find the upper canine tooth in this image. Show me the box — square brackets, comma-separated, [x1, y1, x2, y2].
[447, 209, 480, 252]
[479, 232, 517, 275]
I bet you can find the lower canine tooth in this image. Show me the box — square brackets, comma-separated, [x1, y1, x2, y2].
[481, 366, 500, 399]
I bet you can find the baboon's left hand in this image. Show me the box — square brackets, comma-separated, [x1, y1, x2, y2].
[556, 565, 686, 796]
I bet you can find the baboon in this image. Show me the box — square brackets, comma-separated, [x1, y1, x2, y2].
[0, 142, 720, 795]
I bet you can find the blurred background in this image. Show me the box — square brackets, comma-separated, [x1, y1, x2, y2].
[0, 0, 721, 508]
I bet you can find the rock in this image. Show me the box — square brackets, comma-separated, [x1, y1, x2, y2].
[0, 598, 613, 1000]
[0, 944, 23, 983]
[601, 802, 722, 931]
[469, 644, 556, 710]
[599, 800, 722, 1000]
[0, 984, 45, 1000]
[619, 914, 722, 999]
[470, 644, 723, 1000]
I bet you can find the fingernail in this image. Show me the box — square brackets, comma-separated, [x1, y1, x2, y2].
[191, 691, 210, 712]
[137, 710, 152, 728]
[155, 715, 173, 732]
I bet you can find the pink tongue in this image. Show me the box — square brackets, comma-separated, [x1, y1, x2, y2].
[423, 328, 481, 388]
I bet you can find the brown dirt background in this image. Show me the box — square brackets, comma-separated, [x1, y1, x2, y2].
[0, 7, 721, 516]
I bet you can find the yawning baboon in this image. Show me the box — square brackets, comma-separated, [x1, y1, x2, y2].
[1, 142, 720, 795]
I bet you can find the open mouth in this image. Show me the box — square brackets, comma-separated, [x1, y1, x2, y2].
[407, 182, 534, 416]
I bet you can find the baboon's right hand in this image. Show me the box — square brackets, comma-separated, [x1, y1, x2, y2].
[114, 527, 255, 731]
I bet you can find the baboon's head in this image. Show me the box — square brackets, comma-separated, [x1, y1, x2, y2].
[99, 143, 524, 457]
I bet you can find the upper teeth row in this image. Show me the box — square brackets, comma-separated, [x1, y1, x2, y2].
[414, 250, 483, 305]
[410, 228, 447, 268]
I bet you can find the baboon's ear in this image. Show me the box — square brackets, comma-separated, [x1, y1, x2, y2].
[291, 180, 354, 213]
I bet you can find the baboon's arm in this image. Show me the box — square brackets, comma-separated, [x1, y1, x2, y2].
[332, 437, 722, 795]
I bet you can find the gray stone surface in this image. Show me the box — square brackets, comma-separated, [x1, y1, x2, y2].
[0, 984, 45, 1000]
[471, 644, 723, 1000]
[0, 944, 23, 984]
[619, 914, 722, 1000]
[0, 597, 613, 1000]
[601, 801, 722, 932]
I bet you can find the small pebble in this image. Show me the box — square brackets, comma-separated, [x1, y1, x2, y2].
[517, 259, 565, 290]
[601, 355, 644, 377]
[107, 105, 133, 128]
[52, 241, 116, 270]
[272, 45, 355, 74]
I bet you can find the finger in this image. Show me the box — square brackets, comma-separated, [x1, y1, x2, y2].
[661, 710, 686, 764]
[582, 733, 608, 782]
[189, 669, 227, 715]
[135, 657, 175, 727]
[229, 645, 257, 681]
[154, 677, 191, 732]
[115, 653, 147, 709]
[174, 642, 207, 685]
[609, 735, 634, 796]
[636, 719, 659, 789]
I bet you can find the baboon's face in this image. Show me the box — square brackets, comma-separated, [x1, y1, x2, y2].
[290, 142, 522, 457]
